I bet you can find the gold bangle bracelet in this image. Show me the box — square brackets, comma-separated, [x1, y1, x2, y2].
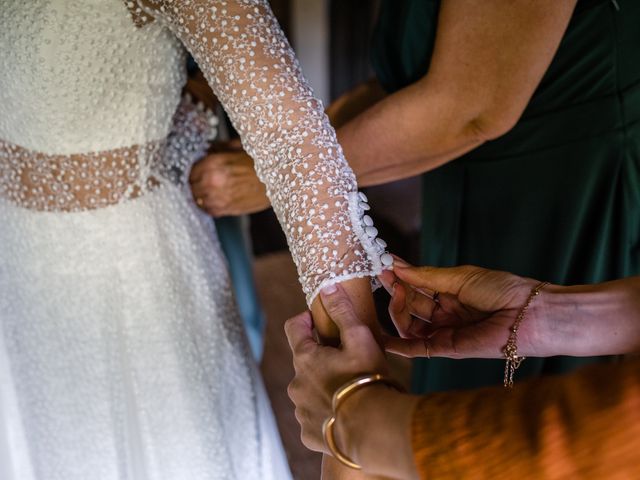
[322, 373, 406, 470]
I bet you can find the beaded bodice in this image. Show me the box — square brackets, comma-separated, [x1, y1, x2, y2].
[0, 0, 186, 154]
[0, 0, 389, 304]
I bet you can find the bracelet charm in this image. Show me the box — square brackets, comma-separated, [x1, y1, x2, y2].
[503, 282, 549, 388]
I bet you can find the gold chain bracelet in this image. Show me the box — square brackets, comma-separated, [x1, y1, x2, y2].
[503, 282, 549, 388]
[322, 373, 405, 469]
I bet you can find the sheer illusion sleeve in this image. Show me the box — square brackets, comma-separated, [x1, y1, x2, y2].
[129, 0, 391, 305]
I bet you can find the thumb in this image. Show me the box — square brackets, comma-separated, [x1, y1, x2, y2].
[284, 311, 317, 356]
[319, 283, 368, 347]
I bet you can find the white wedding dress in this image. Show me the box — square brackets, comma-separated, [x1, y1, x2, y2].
[0, 1, 390, 479]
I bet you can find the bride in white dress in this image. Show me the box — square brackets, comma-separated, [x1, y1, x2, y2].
[0, 1, 390, 479]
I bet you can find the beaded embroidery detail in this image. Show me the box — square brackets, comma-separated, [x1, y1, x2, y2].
[0, 97, 217, 212]
[130, 0, 391, 303]
[0, 0, 390, 305]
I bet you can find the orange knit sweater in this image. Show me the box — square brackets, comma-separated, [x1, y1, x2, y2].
[412, 357, 640, 479]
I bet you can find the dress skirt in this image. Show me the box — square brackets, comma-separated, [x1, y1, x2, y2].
[0, 186, 292, 480]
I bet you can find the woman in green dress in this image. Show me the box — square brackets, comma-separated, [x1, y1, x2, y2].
[191, 0, 639, 404]
[362, 0, 640, 393]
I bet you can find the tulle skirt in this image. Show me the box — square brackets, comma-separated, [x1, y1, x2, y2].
[0, 186, 291, 480]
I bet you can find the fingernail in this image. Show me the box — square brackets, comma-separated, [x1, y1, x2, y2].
[321, 284, 338, 295]
[392, 281, 398, 295]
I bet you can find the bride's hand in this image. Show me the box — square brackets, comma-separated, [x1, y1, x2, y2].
[378, 259, 546, 359]
[189, 143, 270, 217]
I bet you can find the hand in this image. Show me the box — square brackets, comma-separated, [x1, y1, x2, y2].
[285, 284, 390, 453]
[378, 258, 544, 359]
[189, 142, 270, 217]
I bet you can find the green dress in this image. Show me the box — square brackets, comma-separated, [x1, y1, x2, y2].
[371, 0, 640, 392]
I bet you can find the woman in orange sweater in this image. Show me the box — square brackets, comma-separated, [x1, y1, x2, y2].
[285, 260, 640, 479]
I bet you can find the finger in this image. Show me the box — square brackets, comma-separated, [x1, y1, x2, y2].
[427, 291, 478, 328]
[228, 152, 256, 169]
[404, 285, 438, 323]
[190, 180, 212, 200]
[384, 330, 463, 359]
[388, 282, 415, 338]
[391, 256, 441, 299]
[190, 190, 214, 214]
[189, 157, 219, 183]
[188, 161, 206, 184]
[319, 284, 361, 332]
[383, 336, 430, 359]
[380, 270, 430, 320]
[392, 281, 444, 333]
[377, 269, 398, 295]
[190, 189, 226, 217]
[319, 284, 376, 350]
[189, 156, 227, 184]
[284, 311, 317, 356]
[200, 197, 225, 217]
[190, 169, 232, 198]
[393, 261, 486, 297]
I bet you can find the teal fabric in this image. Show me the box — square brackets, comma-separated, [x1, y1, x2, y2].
[215, 216, 265, 361]
[372, 0, 640, 392]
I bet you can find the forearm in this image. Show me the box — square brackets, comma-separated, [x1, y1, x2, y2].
[339, 0, 579, 187]
[338, 79, 486, 187]
[532, 277, 640, 357]
[327, 79, 388, 130]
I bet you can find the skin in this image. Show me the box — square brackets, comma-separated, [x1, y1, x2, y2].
[178, 7, 384, 477]
[189, 141, 270, 216]
[189, 1, 579, 477]
[186, 66, 382, 480]
[338, 0, 579, 186]
[191, 0, 578, 209]
[188, 79, 387, 217]
[182, 26, 381, 346]
[382, 259, 640, 359]
[285, 265, 640, 478]
[285, 284, 419, 480]
[188, 0, 582, 359]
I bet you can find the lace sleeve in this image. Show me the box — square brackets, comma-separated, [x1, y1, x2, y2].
[129, 0, 391, 305]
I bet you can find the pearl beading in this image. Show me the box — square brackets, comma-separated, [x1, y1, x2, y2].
[0, 97, 217, 212]
[131, 0, 391, 304]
